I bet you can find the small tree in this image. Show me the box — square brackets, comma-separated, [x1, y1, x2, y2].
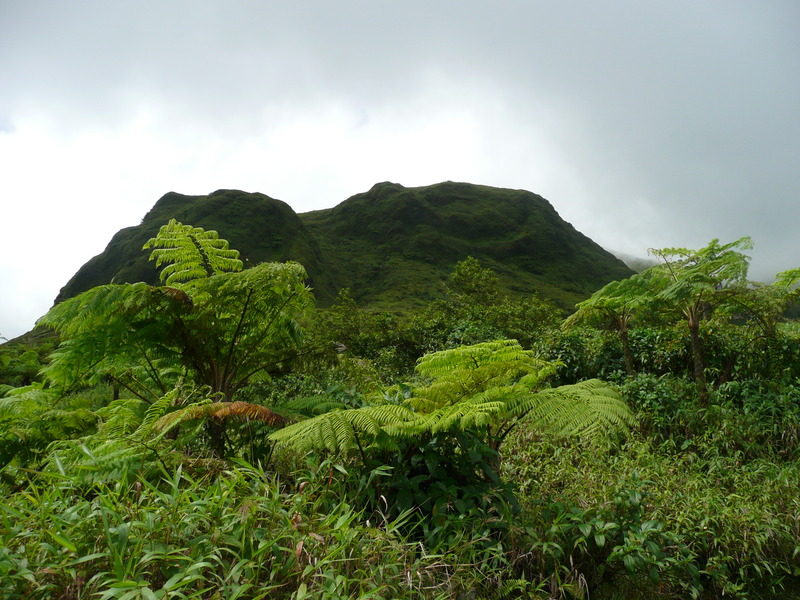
[723, 267, 800, 378]
[39, 221, 314, 456]
[647, 237, 753, 405]
[448, 255, 502, 305]
[564, 274, 657, 377]
[406, 257, 561, 353]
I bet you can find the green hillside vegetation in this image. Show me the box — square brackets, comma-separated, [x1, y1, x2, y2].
[302, 181, 632, 309]
[3, 220, 800, 598]
[55, 182, 633, 311]
[55, 189, 337, 305]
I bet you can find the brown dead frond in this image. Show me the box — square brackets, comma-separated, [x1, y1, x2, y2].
[159, 286, 194, 308]
[152, 401, 292, 434]
[212, 401, 292, 427]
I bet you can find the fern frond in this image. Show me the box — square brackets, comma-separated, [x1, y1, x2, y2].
[394, 397, 506, 439]
[45, 437, 156, 484]
[143, 219, 243, 285]
[0, 384, 52, 415]
[409, 339, 556, 411]
[270, 404, 417, 454]
[38, 407, 97, 438]
[150, 399, 215, 435]
[39, 283, 156, 338]
[137, 388, 183, 435]
[212, 401, 291, 427]
[151, 399, 291, 437]
[281, 395, 350, 416]
[95, 398, 146, 438]
[509, 379, 636, 440]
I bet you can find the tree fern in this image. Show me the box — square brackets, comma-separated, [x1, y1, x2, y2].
[40, 234, 313, 403]
[269, 404, 417, 454]
[271, 340, 634, 456]
[34, 222, 314, 461]
[563, 274, 660, 376]
[143, 218, 243, 285]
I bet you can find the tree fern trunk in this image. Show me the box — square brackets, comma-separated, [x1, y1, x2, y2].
[207, 420, 227, 457]
[620, 324, 636, 377]
[688, 315, 709, 407]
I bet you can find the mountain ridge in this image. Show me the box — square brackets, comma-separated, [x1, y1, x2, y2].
[55, 181, 634, 310]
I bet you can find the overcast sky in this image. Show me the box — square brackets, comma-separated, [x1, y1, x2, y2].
[1, 1, 799, 340]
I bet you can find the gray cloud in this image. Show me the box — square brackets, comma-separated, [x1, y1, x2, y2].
[1, 0, 798, 338]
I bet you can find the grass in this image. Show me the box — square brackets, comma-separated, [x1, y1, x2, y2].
[0, 459, 475, 599]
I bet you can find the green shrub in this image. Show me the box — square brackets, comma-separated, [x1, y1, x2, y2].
[502, 425, 800, 599]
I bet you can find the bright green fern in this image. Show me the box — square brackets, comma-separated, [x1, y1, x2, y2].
[143, 218, 243, 285]
[270, 340, 635, 456]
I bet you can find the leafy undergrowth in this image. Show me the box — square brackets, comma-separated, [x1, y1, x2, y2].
[501, 412, 800, 598]
[4, 430, 798, 600]
[1, 459, 492, 600]
[3, 372, 800, 599]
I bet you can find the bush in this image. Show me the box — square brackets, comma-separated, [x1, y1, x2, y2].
[502, 403, 800, 599]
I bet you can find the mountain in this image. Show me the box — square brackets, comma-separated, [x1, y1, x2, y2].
[55, 189, 338, 304]
[55, 182, 634, 310]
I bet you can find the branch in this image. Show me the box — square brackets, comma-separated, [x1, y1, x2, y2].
[222, 287, 254, 385]
[238, 290, 302, 364]
[106, 373, 159, 406]
[132, 340, 169, 396]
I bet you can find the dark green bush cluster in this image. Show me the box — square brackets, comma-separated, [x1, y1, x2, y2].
[502, 428, 800, 599]
[304, 266, 563, 383]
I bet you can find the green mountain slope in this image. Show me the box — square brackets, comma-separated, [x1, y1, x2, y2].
[55, 182, 633, 310]
[56, 189, 337, 304]
[300, 181, 633, 309]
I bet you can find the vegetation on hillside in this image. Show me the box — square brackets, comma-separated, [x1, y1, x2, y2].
[55, 190, 336, 306]
[1, 224, 799, 599]
[299, 181, 632, 309]
[55, 182, 633, 311]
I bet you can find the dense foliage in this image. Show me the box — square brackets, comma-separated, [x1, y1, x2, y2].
[2, 229, 799, 599]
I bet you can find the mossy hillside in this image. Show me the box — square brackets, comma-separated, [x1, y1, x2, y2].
[54, 182, 634, 311]
[300, 181, 633, 309]
[56, 189, 336, 304]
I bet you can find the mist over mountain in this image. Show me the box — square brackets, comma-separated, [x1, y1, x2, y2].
[56, 181, 634, 310]
[609, 250, 658, 274]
